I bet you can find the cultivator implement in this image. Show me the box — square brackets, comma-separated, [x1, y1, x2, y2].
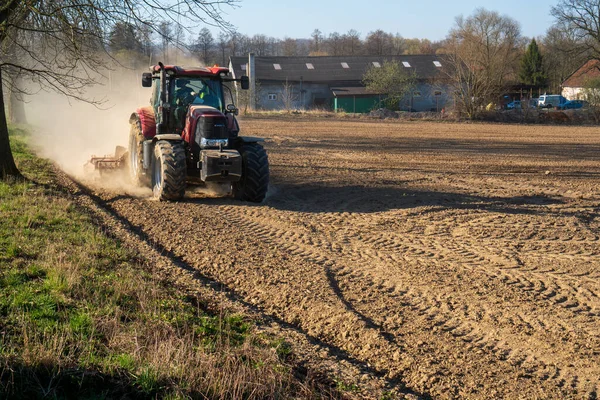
[85, 146, 127, 174]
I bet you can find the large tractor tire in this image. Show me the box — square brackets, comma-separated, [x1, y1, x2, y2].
[151, 140, 186, 201]
[233, 143, 269, 203]
[128, 121, 149, 186]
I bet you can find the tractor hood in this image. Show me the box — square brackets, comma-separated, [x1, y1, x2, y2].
[181, 105, 226, 145]
[188, 105, 224, 120]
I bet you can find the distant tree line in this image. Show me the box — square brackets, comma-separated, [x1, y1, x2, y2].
[107, 2, 599, 100]
[108, 24, 446, 66]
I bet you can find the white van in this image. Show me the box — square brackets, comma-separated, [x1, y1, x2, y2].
[538, 95, 566, 109]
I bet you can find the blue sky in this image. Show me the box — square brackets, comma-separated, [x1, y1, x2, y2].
[215, 1, 556, 41]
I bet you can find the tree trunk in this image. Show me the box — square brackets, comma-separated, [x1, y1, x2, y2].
[0, 68, 23, 180]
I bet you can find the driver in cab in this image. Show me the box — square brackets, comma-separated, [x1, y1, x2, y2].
[173, 79, 220, 128]
[174, 79, 219, 109]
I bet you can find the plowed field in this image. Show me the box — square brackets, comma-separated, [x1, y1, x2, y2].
[69, 118, 600, 399]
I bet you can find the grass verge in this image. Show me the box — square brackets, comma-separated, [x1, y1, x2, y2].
[0, 126, 336, 399]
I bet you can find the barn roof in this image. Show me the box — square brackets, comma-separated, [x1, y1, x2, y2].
[562, 59, 600, 88]
[229, 55, 449, 83]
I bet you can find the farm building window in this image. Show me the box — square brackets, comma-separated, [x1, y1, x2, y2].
[402, 61, 411, 68]
[306, 63, 314, 69]
[241, 64, 247, 71]
[268, 93, 277, 101]
[413, 91, 422, 97]
[341, 62, 350, 69]
[434, 90, 442, 96]
[372, 61, 381, 68]
[433, 61, 442, 67]
[273, 63, 282, 70]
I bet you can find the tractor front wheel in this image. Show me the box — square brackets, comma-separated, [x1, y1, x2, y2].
[233, 143, 269, 203]
[151, 140, 186, 201]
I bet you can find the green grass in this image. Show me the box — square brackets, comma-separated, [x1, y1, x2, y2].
[0, 126, 336, 399]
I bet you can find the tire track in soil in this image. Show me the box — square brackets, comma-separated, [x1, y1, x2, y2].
[212, 200, 600, 398]
[125, 201, 421, 395]
[243, 118, 600, 397]
[224, 197, 600, 315]
[59, 171, 421, 399]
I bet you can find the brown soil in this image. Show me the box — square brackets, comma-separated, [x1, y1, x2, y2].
[61, 118, 600, 399]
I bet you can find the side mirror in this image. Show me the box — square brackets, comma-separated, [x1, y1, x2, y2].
[226, 104, 239, 115]
[240, 76, 249, 90]
[141, 72, 152, 87]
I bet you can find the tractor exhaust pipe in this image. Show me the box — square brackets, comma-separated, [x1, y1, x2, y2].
[157, 61, 168, 135]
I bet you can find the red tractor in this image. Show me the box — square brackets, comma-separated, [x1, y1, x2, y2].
[112, 62, 268, 202]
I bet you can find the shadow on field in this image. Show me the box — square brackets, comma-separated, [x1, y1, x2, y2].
[67, 179, 429, 399]
[264, 183, 565, 215]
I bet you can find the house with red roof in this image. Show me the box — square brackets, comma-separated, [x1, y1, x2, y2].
[562, 59, 600, 100]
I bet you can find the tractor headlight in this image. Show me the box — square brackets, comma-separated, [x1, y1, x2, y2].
[200, 138, 228, 149]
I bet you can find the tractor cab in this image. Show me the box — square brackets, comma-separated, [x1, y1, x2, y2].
[142, 65, 239, 134]
[150, 75, 224, 132]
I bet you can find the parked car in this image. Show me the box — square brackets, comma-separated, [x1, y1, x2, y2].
[558, 100, 589, 110]
[538, 94, 567, 109]
[506, 100, 521, 109]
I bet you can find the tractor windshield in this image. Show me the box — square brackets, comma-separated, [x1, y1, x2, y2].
[172, 77, 223, 111]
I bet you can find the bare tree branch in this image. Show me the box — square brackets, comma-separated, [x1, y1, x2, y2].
[552, 0, 600, 61]
[442, 8, 523, 119]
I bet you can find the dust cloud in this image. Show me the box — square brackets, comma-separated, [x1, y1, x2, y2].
[26, 66, 146, 178]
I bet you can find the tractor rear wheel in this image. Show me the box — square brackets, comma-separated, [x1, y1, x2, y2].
[233, 143, 269, 203]
[151, 140, 186, 201]
[128, 121, 148, 186]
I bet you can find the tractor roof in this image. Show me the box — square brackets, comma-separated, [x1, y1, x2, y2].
[151, 65, 230, 77]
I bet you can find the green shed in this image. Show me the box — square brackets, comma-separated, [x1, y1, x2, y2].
[331, 87, 383, 113]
